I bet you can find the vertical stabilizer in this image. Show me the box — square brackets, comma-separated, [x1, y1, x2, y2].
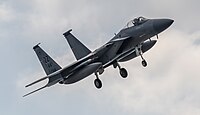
[63, 29, 91, 60]
[33, 43, 61, 75]
[23, 44, 62, 97]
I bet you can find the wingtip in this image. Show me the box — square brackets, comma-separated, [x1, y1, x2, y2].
[63, 29, 72, 36]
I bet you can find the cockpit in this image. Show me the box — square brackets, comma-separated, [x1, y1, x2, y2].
[124, 17, 148, 29]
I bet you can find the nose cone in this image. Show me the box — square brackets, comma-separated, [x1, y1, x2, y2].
[153, 19, 174, 34]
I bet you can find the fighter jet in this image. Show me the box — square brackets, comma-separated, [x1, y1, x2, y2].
[23, 17, 174, 97]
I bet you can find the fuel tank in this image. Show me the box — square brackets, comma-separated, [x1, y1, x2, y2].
[119, 40, 157, 62]
[62, 62, 102, 84]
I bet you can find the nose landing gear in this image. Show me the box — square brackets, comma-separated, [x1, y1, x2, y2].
[135, 44, 148, 67]
[142, 60, 147, 67]
[140, 54, 147, 67]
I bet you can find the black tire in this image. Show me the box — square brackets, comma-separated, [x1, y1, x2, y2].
[142, 60, 147, 67]
[120, 68, 128, 78]
[94, 79, 102, 89]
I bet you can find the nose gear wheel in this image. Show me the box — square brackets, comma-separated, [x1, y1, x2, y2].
[142, 60, 147, 67]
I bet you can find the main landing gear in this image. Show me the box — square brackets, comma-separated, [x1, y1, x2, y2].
[94, 72, 102, 89]
[120, 68, 128, 78]
[113, 62, 128, 78]
[94, 62, 128, 89]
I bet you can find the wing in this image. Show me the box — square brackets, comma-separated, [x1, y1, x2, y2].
[96, 36, 131, 65]
[110, 36, 130, 42]
[101, 36, 132, 68]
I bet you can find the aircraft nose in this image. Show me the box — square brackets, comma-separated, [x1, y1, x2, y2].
[153, 19, 174, 34]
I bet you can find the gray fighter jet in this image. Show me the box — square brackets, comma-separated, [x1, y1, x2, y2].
[24, 17, 174, 97]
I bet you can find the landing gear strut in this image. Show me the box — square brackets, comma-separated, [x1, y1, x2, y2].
[136, 44, 148, 67]
[94, 72, 102, 89]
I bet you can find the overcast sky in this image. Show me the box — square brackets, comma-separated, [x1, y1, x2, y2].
[0, 0, 200, 115]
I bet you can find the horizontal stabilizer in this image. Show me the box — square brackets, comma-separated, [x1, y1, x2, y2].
[23, 85, 47, 97]
[25, 76, 48, 88]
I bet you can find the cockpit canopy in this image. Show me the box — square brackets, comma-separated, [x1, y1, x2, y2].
[124, 17, 148, 29]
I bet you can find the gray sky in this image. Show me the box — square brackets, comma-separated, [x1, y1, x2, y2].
[0, 0, 200, 115]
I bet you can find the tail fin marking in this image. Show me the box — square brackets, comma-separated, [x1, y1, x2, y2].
[33, 44, 61, 75]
